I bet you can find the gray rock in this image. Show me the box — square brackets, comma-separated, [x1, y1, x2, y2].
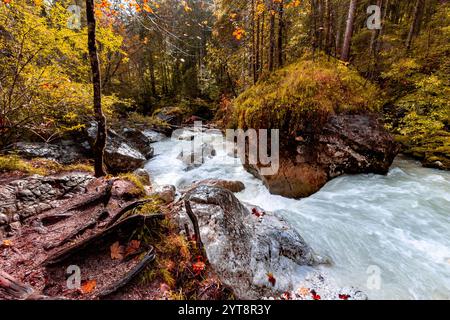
[182, 185, 325, 299]
[155, 185, 176, 203]
[87, 123, 148, 173]
[0, 173, 93, 222]
[0, 214, 8, 226]
[13, 141, 89, 164]
[143, 130, 166, 143]
[189, 179, 245, 193]
[122, 128, 155, 159]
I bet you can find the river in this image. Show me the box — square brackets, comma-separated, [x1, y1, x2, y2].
[145, 128, 450, 300]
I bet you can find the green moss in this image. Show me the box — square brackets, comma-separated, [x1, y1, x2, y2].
[0, 155, 46, 175]
[118, 172, 147, 197]
[0, 155, 94, 175]
[229, 55, 380, 138]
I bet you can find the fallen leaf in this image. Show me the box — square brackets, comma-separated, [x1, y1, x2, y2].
[297, 287, 310, 297]
[80, 280, 96, 294]
[125, 240, 141, 256]
[267, 273, 276, 286]
[339, 294, 351, 300]
[2, 240, 12, 247]
[281, 291, 291, 300]
[110, 241, 124, 260]
[192, 256, 206, 275]
[311, 289, 321, 300]
[252, 208, 265, 218]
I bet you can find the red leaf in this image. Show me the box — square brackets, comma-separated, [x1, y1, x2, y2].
[267, 273, 276, 286]
[311, 290, 321, 300]
[339, 294, 351, 300]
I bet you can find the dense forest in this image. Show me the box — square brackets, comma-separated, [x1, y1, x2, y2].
[0, 0, 449, 301]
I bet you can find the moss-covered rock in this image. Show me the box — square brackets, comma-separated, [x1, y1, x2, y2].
[228, 56, 398, 198]
[230, 55, 381, 139]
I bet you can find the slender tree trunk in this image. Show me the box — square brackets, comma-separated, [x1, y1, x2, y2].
[256, 10, 261, 79]
[406, 0, 424, 51]
[335, 3, 344, 57]
[260, 10, 265, 71]
[251, 0, 257, 84]
[341, 0, 358, 62]
[268, 0, 275, 71]
[148, 52, 156, 98]
[277, 0, 284, 67]
[86, 0, 106, 177]
[370, 0, 383, 55]
[324, 0, 332, 55]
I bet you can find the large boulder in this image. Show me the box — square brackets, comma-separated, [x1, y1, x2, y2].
[245, 114, 399, 198]
[121, 128, 154, 159]
[86, 124, 147, 173]
[182, 185, 326, 299]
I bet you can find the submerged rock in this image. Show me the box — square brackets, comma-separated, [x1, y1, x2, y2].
[182, 185, 327, 299]
[245, 114, 399, 198]
[177, 143, 216, 171]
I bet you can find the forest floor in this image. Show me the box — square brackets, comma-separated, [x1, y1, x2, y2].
[0, 170, 230, 300]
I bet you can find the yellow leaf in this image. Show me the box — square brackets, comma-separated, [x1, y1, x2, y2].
[143, 4, 153, 13]
[2, 240, 12, 247]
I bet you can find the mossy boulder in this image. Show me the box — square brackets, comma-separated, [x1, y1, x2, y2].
[230, 56, 381, 140]
[229, 57, 398, 198]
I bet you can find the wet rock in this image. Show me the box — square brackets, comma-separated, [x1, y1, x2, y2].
[177, 143, 216, 171]
[13, 141, 89, 164]
[86, 123, 146, 173]
[155, 185, 176, 203]
[182, 185, 325, 299]
[143, 130, 166, 143]
[121, 128, 155, 159]
[245, 114, 399, 198]
[190, 179, 245, 193]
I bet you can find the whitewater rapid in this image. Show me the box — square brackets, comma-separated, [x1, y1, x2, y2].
[145, 129, 450, 300]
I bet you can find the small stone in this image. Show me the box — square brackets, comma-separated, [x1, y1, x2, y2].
[0, 214, 8, 226]
[155, 185, 176, 203]
[12, 214, 20, 222]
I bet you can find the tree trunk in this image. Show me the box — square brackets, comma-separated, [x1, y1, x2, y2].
[370, 0, 383, 55]
[268, 0, 275, 71]
[256, 11, 261, 79]
[277, 0, 284, 67]
[86, 0, 106, 177]
[251, 0, 257, 84]
[341, 0, 358, 62]
[406, 0, 425, 51]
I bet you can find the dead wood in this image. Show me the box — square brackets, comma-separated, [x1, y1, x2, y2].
[184, 200, 205, 256]
[44, 213, 164, 266]
[98, 247, 156, 298]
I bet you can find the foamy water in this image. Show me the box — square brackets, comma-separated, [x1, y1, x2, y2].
[145, 129, 450, 300]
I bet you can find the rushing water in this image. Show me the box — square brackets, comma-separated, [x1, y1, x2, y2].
[145, 129, 450, 300]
